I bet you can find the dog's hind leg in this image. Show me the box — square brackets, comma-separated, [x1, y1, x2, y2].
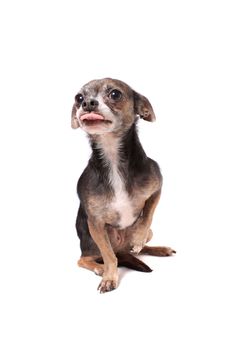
[140, 246, 176, 256]
[76, 206, 105, 276]
[78, 256, 104, 276]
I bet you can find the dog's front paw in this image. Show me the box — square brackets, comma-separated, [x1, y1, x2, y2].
[98, 278, 118, 293]
[130, 239, 146, 255]
[130, 244, 144, 255]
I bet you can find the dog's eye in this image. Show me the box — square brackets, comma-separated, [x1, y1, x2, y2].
[75, 93, 84, 104]
[109, 89, 122, 101]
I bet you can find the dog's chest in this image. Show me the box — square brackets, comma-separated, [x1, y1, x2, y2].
[99, 136, 137, 229]
[109, 165, 136, 229]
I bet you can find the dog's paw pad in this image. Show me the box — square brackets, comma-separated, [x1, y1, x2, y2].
[98, 279, 117, 293]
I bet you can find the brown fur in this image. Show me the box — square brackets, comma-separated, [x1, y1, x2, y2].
[72, 78, 175, 293]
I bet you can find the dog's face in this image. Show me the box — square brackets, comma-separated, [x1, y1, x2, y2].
[71, 78, 155, 135]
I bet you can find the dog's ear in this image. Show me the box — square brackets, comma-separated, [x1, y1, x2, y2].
[133, 91, 156, 122]
[71, 104, 80, 129]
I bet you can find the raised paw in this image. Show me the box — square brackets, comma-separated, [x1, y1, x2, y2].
[130, 238, 147, 255]
[130, 244, 144, 255]
[98, 278, 118, 293]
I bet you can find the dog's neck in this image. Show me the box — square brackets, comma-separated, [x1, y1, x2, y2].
[88, 123, 148, 192]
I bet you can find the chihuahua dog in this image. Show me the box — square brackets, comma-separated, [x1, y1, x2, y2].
[72, 78, 175, 293]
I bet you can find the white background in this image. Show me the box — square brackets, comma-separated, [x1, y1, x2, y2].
[0, 0, 232, 349]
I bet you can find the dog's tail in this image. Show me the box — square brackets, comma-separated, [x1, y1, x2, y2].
[96, 253, 152, 272]
[116, 252, 152, 272]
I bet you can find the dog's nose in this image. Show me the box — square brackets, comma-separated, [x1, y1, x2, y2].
[82, 99, 99, 112]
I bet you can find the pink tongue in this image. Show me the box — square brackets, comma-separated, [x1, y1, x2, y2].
[80, 113, 104, 121]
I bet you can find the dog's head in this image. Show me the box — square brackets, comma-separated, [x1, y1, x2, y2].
[71, 78, 155, 135]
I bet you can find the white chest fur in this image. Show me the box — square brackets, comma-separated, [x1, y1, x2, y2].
[98, 135, 136, 229]
[110, 164, 136, 229]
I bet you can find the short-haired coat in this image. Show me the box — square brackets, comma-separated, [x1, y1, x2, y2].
[72, 78, 175, 293]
